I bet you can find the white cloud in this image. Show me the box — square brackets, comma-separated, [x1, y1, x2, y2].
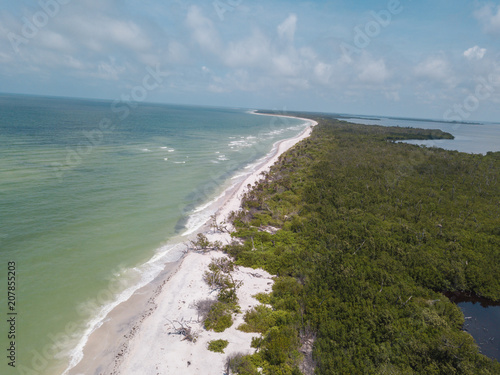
[185, 10, 309, 86]
[2, 1, 498, 120]
[96, 58, 126, 80]
[186, 5, 221, 53]
[357, 57, 389, 84]
[166, 41, 189, 63]
[277, 14, 297, 43]
[314, 62, 333, 83]
[105, 20, 151, 51]
[415, 56, 455, 85]
[208, 83, 228, 93]
[57, 15, 152, 53]
[37, 31, 72, 51]
[61, 56, 86, 70]
[474, 4, 500, 34]
[272, 54, 298, 76]
[385, 91, 400, 102]
[0, 51, 13, 64]
[224, 30, 271, 68]
[464, 45, 487, 60]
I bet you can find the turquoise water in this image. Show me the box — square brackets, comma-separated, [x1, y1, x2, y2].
[0, 94, 307, 374]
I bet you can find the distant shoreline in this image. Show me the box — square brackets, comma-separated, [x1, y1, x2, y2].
[64, 113, 317, 375]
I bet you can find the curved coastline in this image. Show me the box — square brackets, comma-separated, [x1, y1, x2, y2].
[63, 113, 317, 375]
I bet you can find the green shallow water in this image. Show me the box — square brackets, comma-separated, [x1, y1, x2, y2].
[0, 94, 307, 374]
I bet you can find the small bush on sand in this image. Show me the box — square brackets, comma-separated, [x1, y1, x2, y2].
[207, 339, 229, 353]
[204, 301, 233, 332]
[190, 233, 212, 251]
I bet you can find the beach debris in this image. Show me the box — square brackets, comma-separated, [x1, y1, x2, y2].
[210, 214, 230, 233]
[190, 233, 224, 252]
[165, 319, 198, 343]
[247, 272, 263, 278]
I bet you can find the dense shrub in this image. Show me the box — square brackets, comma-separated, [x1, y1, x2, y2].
[226, 353, 259, 375]
[204, 302, 234, 332]
[226, 114, 500, 374]
[239, 305, 293, 333]
[208, 339, 229, 353]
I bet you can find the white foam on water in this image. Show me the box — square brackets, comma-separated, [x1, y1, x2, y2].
[182, 210, 214, 236]
[181, 186, 232, 236]
[228, 140, 253, 148]
[62, 242, 186, 375]
[181, 132, 289, 238]
[263, 129, 286, 137]
[231, 171, 247, 180]
[193, 195, 221, 213]
[62, 118, 311, 375]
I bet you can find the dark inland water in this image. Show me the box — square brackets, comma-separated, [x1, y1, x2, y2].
[445, 292, 500, 361]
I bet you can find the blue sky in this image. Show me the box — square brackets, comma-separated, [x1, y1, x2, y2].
[1, 0, 500, 121]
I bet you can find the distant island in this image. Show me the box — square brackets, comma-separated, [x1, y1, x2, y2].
[382, 116, 483, 126]
[255, 109, 485, 126]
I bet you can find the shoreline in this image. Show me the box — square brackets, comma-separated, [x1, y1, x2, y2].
[64, 113, 317, 375]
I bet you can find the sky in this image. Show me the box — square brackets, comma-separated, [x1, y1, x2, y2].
[1, 0, 500, 122]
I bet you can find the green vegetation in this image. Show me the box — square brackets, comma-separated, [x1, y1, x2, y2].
[190, 233, 223, 252]
[239, 305, 293, 333]
[224, 116, 500, 374]
[253, 292, 272, 305]
[202, 257, 241, 332]
[226, 353, 261, 375]
[204, 301, 234, 332]
[208, 339, 229, 353]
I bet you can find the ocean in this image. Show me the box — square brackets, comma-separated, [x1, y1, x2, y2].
[1, 96, 499, 374]
[0, 94, 308, 374]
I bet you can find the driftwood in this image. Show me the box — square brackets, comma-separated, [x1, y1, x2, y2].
[165, 319, 197, 342]
[210, 214, 230, 233]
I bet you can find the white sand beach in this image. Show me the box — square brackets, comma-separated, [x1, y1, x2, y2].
[66, 114, 317, 375]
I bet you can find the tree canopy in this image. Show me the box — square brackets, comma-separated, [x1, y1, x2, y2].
[225, 115, 500, 374]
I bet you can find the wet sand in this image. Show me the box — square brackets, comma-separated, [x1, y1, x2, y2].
[65, 114, 317, 375]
